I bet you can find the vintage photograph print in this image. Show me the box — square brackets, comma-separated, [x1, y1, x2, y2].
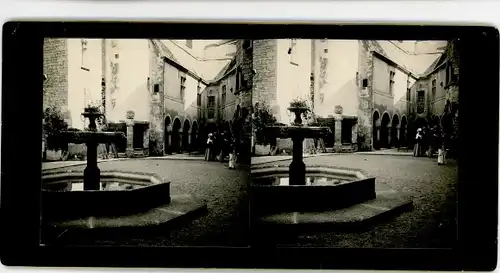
[40, 38, 251, 247]
[249, 39, 457, 248]
[1, 22, 498, 270]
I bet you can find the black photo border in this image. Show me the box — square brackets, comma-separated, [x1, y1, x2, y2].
[1, 22, 498, 271]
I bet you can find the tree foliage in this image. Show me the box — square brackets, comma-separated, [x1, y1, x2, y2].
[252, 102, 277, 145]
[43, 106, 68, 150]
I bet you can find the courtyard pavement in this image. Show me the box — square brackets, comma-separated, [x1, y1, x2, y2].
[42, 154, 205, 170]
[253, 154, 458, 248]
[43, 159, 249, 247]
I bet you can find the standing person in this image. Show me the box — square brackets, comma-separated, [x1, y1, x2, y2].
[437, 130, 446, 165]
[413, 128, 423, 157]
[205, 133, 214, 161]
[228, 135, 237, 169]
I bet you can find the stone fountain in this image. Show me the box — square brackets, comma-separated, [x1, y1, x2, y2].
[250, 103, 412, 239]
[41, 108, 207, 244]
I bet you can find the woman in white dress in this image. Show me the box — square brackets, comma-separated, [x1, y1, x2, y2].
[413, 128, 423, 157]
[205, 133, 214, 161]
[228, 136, 237, 169]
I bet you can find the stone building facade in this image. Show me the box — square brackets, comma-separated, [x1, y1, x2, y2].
[43, 39, 69, 113]
[197, 40, 253, 152]
[43, 38, 238, 158]
[406, 40, 460, 146]
[311, 40, 448, 152]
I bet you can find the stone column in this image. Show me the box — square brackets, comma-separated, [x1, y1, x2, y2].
[396, 125, 401, 147]
[334, 115, 343, 153]
[143, 128, 150, 156]
[351, 122, 358, 151]
[165, 124, 172, 155]
[387, 126, 392, 148]
[178, 129, 183, 153]
[187, 129, 192, 152]
[125, 119, 135, 158]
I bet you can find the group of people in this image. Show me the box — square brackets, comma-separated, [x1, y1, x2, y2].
[204, 130, 238, 169]
[413, 125, 447, 165]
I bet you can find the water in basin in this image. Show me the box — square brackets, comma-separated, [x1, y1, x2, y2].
[254, 174, 355, 186]
[44, 181, 146, 191]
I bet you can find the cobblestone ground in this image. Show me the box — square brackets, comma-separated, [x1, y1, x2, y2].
[253, 154, 458, 248]
[46, 160, 249, 247]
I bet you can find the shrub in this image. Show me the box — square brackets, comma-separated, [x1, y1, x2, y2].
[43, 106, 68, 150]
[252, 102, 277, 146]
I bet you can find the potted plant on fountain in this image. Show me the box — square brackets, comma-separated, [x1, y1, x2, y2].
[288, 97, 310, 125]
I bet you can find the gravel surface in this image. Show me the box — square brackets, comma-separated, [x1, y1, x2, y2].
[253, 154, 458, 248]
[44, 159, 249, 247]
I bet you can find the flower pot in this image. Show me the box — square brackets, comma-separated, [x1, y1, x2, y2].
[287, 106, 309, 125]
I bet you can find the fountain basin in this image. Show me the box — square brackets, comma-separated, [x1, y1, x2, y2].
[60, 131, 125, 144]
[41, 169, 207, 230]
[264, 125, 331, 139]
[250, 164, 413, 230]
[251, 166, 376, 214]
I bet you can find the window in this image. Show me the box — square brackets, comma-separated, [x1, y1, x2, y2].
[221, 85, 227, 107]
[236, 67, 243, 91]
[180, 76, 186, 101]
[362, 79, 368, 88]
[81, 39, 89, 71]
[154, 84, 159, 93]
[289, 39, 298, 65]
[207, 96, 216, 119]
[197, 94, 201, 106]
[445, 63, 456, 85]
[389, 71, 395, 95]
[431, 79, 436, 100]
[417, 91, 425, 114]
[185, 40, 193, 49]
[114, 53, 119, 59]
[406, 88, 411, 101]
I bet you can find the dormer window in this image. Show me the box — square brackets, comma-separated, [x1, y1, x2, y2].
[236, 67, 244, 91]
[289, 39, 298, 66]
[81, 39, 89, 71]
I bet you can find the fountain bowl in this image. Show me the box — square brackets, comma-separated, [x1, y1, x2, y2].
[251, 165, 376, 214]
[41, 169, 207, 230]
[250, 164, 413, 231]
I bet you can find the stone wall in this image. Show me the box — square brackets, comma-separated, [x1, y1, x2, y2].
[148, 40, 166, 154]
[252, 40, 277, 107]
[43, 38, 68, 111]
[356, 41, 375, 151]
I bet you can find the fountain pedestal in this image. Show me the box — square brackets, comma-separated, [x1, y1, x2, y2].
[250, 103, 413, 244]
[289, 135, 306, 185]
[83, 140, 100, 191]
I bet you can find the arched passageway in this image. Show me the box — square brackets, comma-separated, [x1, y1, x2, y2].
[182, 119, 191, 153]
[164, 116, 172, 154]
[391, 114, 400, 148]
[380, 113, 391, 149]
[400, 116, 408, 147]
[191, 121, 198, 152]
[198, 122, 206, 153]
[171, 118, 182, 154]
[372, 111, 380, 150]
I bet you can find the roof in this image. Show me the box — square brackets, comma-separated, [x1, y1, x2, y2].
[150, 39, 178, 62]
[150, 39, 236, 83]
[365, 40, 447, 77]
